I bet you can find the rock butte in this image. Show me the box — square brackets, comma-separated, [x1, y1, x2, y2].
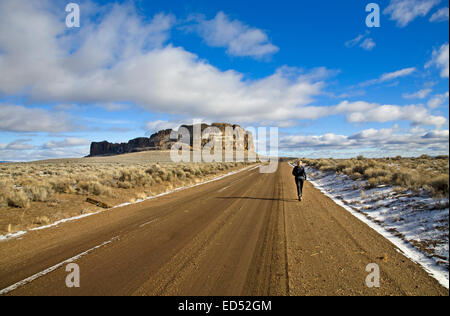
[89, 123, 254, 157]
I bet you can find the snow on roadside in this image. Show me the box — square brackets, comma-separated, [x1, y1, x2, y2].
[303, 165, 449, 289]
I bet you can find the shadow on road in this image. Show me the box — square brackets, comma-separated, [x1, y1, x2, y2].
[217, 196, 299, 202]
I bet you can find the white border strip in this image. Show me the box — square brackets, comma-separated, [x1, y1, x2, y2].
[0, 236, 119, 295]
[0, 164, 260, 242]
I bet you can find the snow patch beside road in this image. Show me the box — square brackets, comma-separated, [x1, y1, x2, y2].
[304, 166, 449, 289]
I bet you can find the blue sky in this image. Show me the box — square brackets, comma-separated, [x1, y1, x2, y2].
[0, 0, 449, 161]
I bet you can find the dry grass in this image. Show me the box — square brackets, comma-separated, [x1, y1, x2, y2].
[0, 161, 250, 208]
[0, 152, 255, 234]
[299, 155, 449, 197]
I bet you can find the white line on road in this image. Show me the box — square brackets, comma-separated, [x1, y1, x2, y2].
[217, 167, 260, 193]
[0, 236, 120, 296]
[139, 219, 158, 228]
[218, 185, 231, 193]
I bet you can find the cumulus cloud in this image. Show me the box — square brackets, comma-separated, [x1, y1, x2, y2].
[147, 99, 448, 129]
[42, 137, 91, 149]
[95, 103, 130, 112]
[384, 0, 441, 27]
[0, 104, 74, 133]
[280, 127, 449, 156]
[427, 91, 449, 108]
[0, 0, 447, 156]
[0, 1, 325, 126]
[281, 133, 356, 149]
[145, 120, 185, 133]
[422, 129, 449, 138]
[188, 12, 279, 59]
[360, 67, 416, 86]
[426, 43, 450, 78]
[335, 101, 447, 127]
[429, 7, 449, 22]
[403, 88, 432, 99]
[0, 137, 91, 162]
[0, 145, 90, 162]
[0, 139, 35, 151]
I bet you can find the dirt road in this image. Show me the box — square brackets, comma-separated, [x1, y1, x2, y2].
[0, 163, 447, 296]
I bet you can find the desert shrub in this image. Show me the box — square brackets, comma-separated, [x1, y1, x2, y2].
[6, 189, 29, 208]
[335, 161, 350, 173]
[33, 216, 51, 226]
[51, 177, 75, 194]
[391, 170, 416, 187]
[352, 163, 367, 175]
[350, 172, 363, 180]
[304, 156, 449, 197]
[319, 163, 336, 172]
[0, 180, 29, 208]
[77, 180, 112, 196]
[118, 181, 132, 189]
[175, 169, 186, 180]
[366, 178, 379, 188]
[27, 184, 52, 202]
[364, 168, 388, 179]
[0, 161, 252, 210]
[428, 175, 449, 195]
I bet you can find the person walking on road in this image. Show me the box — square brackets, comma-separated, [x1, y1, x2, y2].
[292, 160, 307, 201]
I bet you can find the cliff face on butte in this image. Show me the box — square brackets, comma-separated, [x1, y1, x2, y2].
[89, 123, 254, 157]
[89, 129, 174, 157]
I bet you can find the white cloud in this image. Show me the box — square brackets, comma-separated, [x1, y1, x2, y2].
[144, 99, 448, 129]
[145, 120, 184, 133]
[0, 142, 90, 162]
[1, 139, 35, 151]
[379, 67, 417, 81]
[364, 105, 445, 126]
[188, 12, 279, 58]
[0, 1, 325, 126]
[384, 0, 441, 27]
[345, 32, 375, 51]
[426, 43, 450, 78]
[360, 67, 416, 86]
[360, 38, 376, 51]
[430, 7, 449, 22]
[280, 127, 449, 156]
[96, 103, 130, 112]
[422, 129, 449, 138]
[42, 138, 91, 149]
[0, 1, 176, 95]
[403, 88, 432, 99]
[281, 133, 355, 149]
[348, 128, 398, 141]
[0, 104, 74, 133]
[333, 101, 447, 127]
[0, 136, 91, 162]
[345, 34, 366, 47]
[0, 0, 446, 147]
[427, 91, 449, 108]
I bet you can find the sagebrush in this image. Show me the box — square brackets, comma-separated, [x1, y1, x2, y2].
[299, 155, 449, 197]
[0, 161, 251, 208]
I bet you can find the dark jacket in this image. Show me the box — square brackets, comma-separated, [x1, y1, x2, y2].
[292, 166, 307, 180]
